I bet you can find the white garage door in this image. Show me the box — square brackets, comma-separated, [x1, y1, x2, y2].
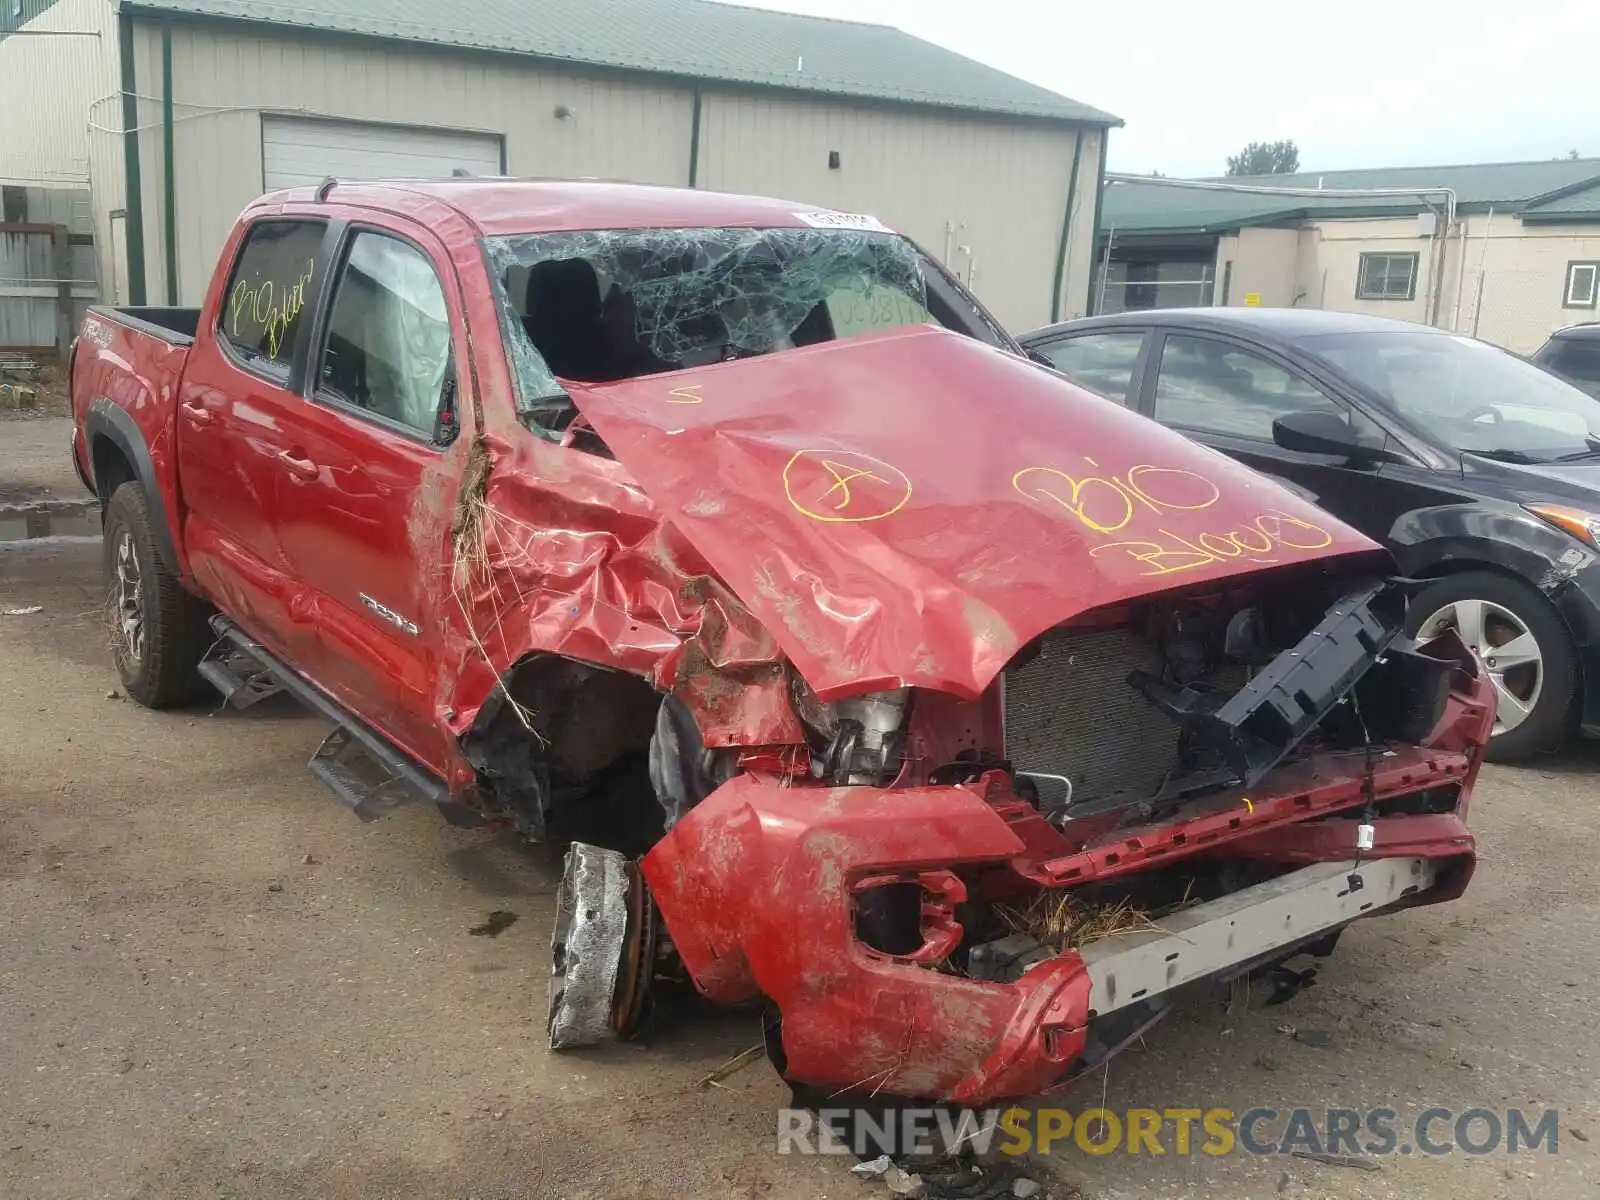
[261, 116, 503, 190]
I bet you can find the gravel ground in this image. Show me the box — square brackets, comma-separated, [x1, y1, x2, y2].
[2, 417, 1596, 1199]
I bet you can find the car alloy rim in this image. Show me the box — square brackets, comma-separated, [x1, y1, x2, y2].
[114, 529, 145, 665]
[1417, 598, 1543, 736]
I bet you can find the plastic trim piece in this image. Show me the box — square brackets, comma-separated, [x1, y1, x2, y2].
[1079, 856, 1436, 1016]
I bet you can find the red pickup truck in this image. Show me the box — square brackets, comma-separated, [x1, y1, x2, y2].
[71, 178, 1493, 1107]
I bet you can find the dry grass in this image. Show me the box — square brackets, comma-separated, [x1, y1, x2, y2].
[449, 436, 494, 593]
[1000, 892, 1163, 952]
[445, 438, 544, 741]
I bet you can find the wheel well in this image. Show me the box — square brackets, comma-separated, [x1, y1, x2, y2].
[89, 433, 138, 502]
[1410, 557, 1577, 636]
[460, 654, 665, 850]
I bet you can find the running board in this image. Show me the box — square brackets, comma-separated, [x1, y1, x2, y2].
[199, 640, 286, 709]
[204, 616, 470, 825]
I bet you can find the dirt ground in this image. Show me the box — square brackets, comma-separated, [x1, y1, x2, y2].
[2, 416, 1597, 1199]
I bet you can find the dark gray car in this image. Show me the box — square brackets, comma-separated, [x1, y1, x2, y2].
[1532, 323, 1600, 399]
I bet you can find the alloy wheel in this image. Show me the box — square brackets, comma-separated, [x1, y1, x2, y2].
[1416, 597, 1543, 736]
[114, 529, 145, 665]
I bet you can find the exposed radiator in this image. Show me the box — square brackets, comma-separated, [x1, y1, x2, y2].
[1003, 626, 1183, 812]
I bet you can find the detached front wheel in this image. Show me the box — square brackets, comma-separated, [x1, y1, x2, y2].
[1408, 571, 1577, 763]
[103, 482, 210, 708]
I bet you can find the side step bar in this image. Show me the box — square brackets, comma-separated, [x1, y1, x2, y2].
[201, 617, 471, 824]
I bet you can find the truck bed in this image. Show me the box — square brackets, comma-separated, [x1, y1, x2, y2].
[88, 305, 201, 345]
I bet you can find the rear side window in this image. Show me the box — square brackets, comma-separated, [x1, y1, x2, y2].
[1035, 331, 1145, 405]
[1542, 338, 1600, 392]
[219, 220, 327, 376]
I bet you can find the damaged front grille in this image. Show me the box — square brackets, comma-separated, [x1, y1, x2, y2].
[1003, 627, 1217, 815]
[1004, 580, 1420, 821]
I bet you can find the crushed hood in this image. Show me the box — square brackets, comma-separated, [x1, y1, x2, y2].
[571, 326, 1383, 701]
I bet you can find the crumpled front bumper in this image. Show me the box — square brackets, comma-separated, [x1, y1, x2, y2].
[641, 725, 1485, 1105]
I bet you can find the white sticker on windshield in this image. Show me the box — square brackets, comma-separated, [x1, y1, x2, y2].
[793, 210, 891, 232]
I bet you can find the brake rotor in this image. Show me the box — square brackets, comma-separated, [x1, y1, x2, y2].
[610, 855, 657, 1038]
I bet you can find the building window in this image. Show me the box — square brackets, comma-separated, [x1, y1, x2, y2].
[1564, 262, 1599, 309]
[1355, 253, 1419, 301]
[1094, 259, 1216, 314]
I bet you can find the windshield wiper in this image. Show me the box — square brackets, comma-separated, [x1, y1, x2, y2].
[1467, 448, 1551, 465]
[1552, 436, 1600, 462]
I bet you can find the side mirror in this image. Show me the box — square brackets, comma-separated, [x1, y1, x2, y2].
[1272, 410, 1385, 461]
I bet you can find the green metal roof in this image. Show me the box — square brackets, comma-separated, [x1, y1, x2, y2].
[120, 0, 1120, 125]
[1524, 179, 1600, 222]
[1105, 158, 1600, 236]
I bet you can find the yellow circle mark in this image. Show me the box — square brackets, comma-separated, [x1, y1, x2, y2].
[783, 449, 913, 524]
[1124, 464, 1221, 512]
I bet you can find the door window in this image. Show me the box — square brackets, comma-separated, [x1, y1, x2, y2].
[1543, 338, 1600, 394]
[317, 231, 455, 439]
[219, 220, 327, 376]
[1153, 334, 1345, 440]
[1035, 331, 1144, 405]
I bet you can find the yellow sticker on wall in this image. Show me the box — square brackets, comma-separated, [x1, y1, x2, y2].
[1243, 292, 1262, 307]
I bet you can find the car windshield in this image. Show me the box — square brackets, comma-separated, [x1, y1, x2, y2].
[482, 227, 991, 436]
[1303, 330, 1600, 462]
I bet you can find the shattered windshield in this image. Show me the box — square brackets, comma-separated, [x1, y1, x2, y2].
[482, 227, 945, 435]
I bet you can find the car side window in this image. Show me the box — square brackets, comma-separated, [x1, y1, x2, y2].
[1035, 332, 1144, 405]
[219, 219, 327, 377]
[1153, 334, 1349, 440]
[1544, 339, 1600, 392]
[316, 231, 456, 441]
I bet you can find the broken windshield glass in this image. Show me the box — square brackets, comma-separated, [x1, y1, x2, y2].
[481, 227, 934, 435]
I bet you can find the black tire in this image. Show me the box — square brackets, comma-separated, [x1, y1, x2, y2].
[1406, 570, 1577, 763]
[103, 482, 211, 708]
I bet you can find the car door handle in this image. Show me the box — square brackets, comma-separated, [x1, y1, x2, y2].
[277, 449, 318, 480]
[179, 398, 212, 425]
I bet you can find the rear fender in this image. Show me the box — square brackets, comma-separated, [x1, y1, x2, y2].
[82, 396, 184, 575]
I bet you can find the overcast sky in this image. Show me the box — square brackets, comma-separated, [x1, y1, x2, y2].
[729, 0, 1599, 176]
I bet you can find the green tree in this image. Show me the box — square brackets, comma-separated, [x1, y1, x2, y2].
[1225, 140, 1301, 176]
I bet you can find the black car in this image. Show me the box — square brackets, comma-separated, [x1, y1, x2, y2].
[1021, 308, 1600, 762]
[1532, 322, 1600, 400]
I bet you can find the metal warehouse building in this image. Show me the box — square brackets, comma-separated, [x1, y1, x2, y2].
[0, 0, 1120, 338]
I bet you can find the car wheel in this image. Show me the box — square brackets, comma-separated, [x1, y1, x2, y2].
[1407, 571, 1577, 763]
[103, 482, 210, 708]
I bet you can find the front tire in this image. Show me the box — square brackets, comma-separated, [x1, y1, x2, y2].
[103, 482, 210, 708]
[1407, 570, 1577, 763]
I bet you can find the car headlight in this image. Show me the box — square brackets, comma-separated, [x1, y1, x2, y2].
[1525, 503, 1600, 548]
[790, 678, 912, 785]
